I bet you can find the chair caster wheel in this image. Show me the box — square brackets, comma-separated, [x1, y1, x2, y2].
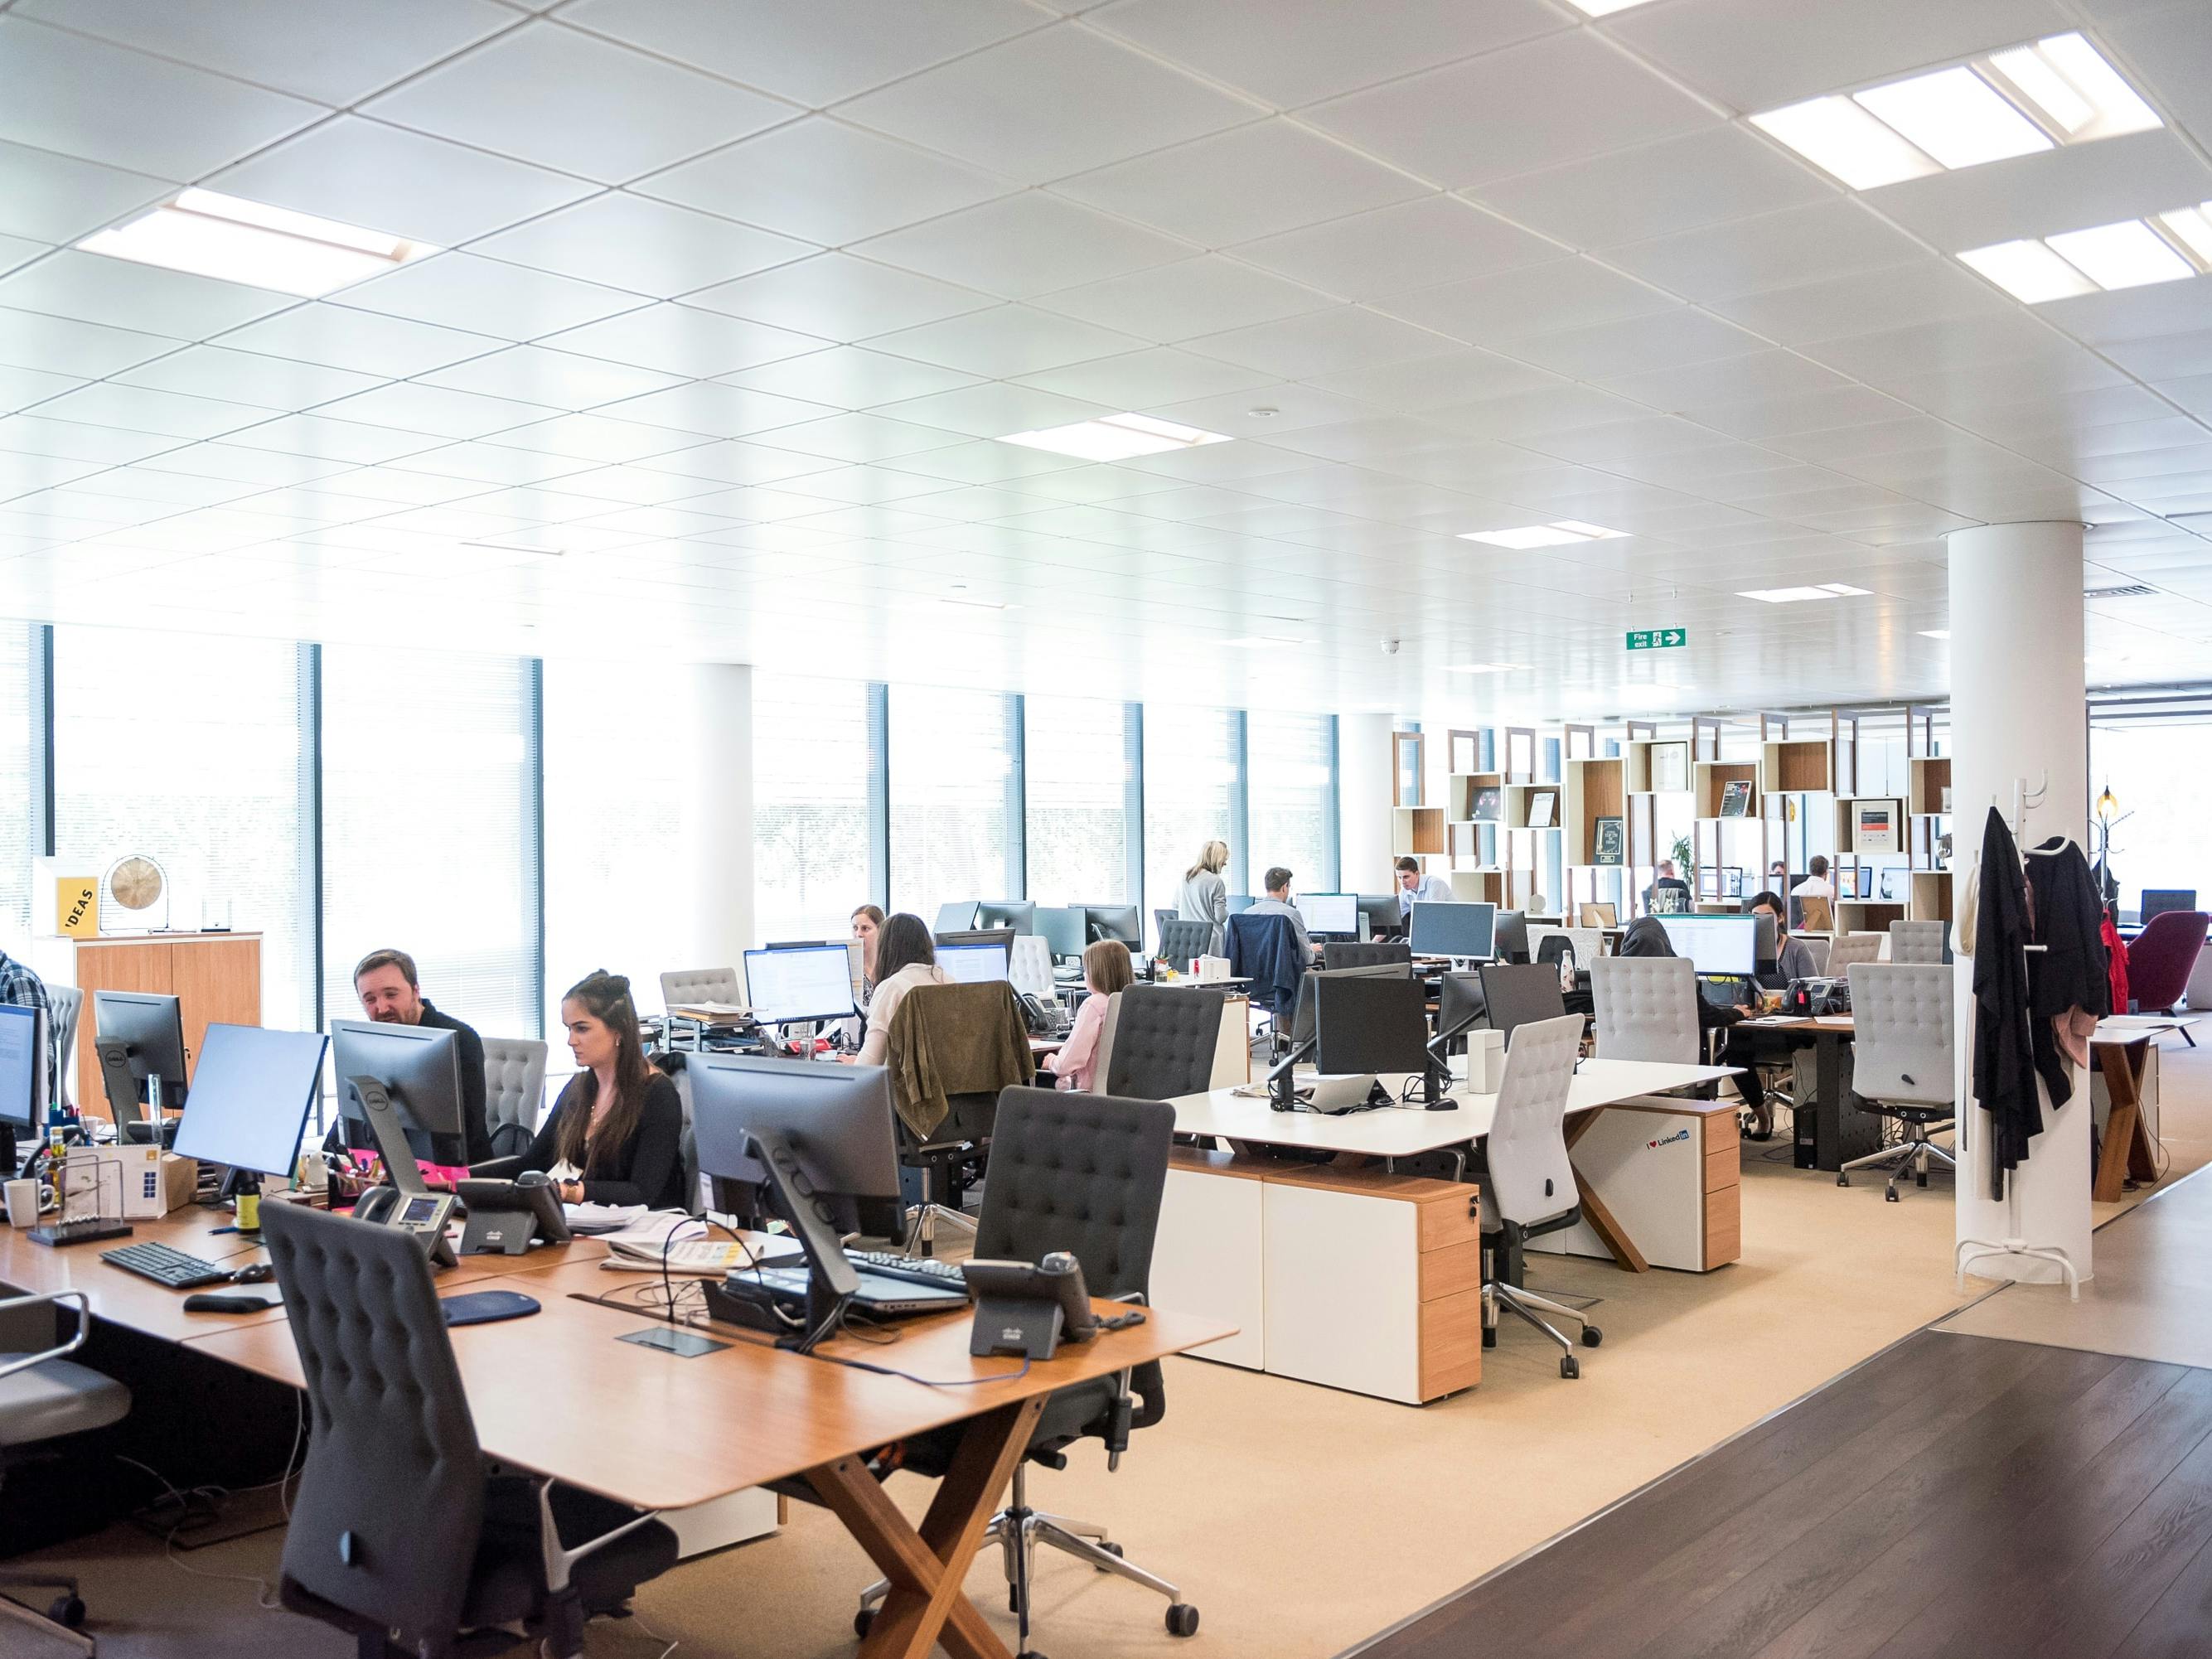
[1561, 1356, 1580, 1380]
[1885, 1187, 1900, 1203]
[1167, 1603, 1201, 1637]
[1010, 1586, 1023, 1612]
[1837, 1174, 1850, 1187]
[854, 1608, 875, 1637]
[1096, 1540, 1125, 1570]
[1482, 1327, 1497, 1349]
[49, 1596, 85, 1628]
[1581, 1326, 1602, 1347]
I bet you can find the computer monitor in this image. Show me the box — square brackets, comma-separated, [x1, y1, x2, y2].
[1753, 912, 1779, 971]
[330, 1018, 467, 1173]
[1476, 963, 1568, 1046]
[1034, 906, 1089, 961]
[174, 1023, 329, 1180]
[690, 1053, 905, 1346]
[975, 900, 1035, 934]
[1410, 901, 1497, 960]
[1226, 893, 1256, 914]
[91, 989, 190, 1139]
[1290, 961, 1411, 1049]
[1493, 909, 1530, 965]
[1081, 904, 1142, 946]
[1436, 972, 1486, 1046]
[937, 941, 1010, 984]
[1314, 975, 1431, 1079]
[934, 901, 980, 932]
[1657, 915, 1759, 977]
[934, 926, 1014, 955]
[743, 944, 858, 1026]
[1299, 892, 1360, 938]
[0, 1002, 46, 1133]
[2142, 888, 2199, 923]
[1877, 866, 1909, 902]
[1357, 893, 1401, 937]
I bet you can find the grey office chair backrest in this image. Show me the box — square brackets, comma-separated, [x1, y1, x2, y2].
[1157, 917, 1214, 966]
[660, 966, 741, 1011]
[46, 983, 82, 1110]
[1321, 940, 1412, 973]
[1798, 936, 1831, 974]
[479, 1036, 548, 1159]
[263, 1202, 484, 1645]
[976, 1087, 1174, 1297]
[1847, 963, 1953, 1109]
[1009, 935, 1056, 999]
[1484, 1013, 1584, 1231]
[1102, 984, 1226, 1100]
[1591, 955, 1701, 1065]
[1826, 933, 1884, 975]
[1888, 919, 1946, 965]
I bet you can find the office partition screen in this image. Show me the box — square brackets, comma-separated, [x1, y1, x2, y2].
[888, 685, 1016, 921]
[1144, 707, 1239, 921]
[1248, 711, 1337, 892]
[754, 673, 875, 944]
[1024, 694, 1130, 906]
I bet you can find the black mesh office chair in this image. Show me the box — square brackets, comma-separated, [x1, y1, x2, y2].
[1321, 940, 1413, 972]
[1155, 917, 1214, 965]
[1102, 984, 1227, 1100]
[261, 1202, 677, 1659]
[857, 1088, 1196, 1652]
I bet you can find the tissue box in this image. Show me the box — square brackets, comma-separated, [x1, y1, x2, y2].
[63, 1145, 197, 1219]
[1193, 955, 1232, 983]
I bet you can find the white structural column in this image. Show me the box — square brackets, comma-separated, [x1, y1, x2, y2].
[1338, 713, 1394, 896]
[674, 663, 755, 979]
[1947, 522, 2090, 1284]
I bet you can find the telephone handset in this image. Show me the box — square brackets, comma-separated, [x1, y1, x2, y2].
[353, 1186, 459, 1269]
[1016, 991, 1059, 1037]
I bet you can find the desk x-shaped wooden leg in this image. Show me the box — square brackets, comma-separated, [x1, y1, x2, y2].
[2091, 1039, 2160, 1205]
[1565, 1110, 1650, 1273]
[807, 1395, 1046, 1659]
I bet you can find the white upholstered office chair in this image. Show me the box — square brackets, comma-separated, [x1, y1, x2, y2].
[659, 967, 742, 1012]
[481, 1037, 549, 1160]
[1008, 935, 1056, 1002]
[1591, 955, 1700, 1065]
[1837, 963, 1956, 1201]
[1826, 933, 1884, 975]
[46, 985, 82, 1113]
[1796, 936, 1831, 975]
[1887, 920, 1946, 965]
[1479, 1013, 1600, 1379]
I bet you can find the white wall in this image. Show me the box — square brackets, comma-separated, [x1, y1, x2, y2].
[1338, 713, 1394, 898]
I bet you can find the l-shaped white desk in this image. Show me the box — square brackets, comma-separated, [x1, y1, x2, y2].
[1152, 1058, 1740, 1404]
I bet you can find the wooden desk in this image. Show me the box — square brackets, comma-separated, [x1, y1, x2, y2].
[1740, 1015, 1871, 1171]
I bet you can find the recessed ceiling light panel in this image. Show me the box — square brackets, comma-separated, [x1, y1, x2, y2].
[2044, 220, 2194, 290]
[1959, 239, 2101, 302]
[1562, 0, 1660, 13]
[1852, 66, 2054, 170]
[1738, 584, 1871, 603]
[1750, 97, 1942, 191]
[1458, 520, 1625, 549]
[1961, 201, 2212, 302]
[998, 412, 1230, 462]
[76, 188, 434, 297]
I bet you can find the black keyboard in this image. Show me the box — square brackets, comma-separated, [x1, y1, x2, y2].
[101, 1241, 235, 1289]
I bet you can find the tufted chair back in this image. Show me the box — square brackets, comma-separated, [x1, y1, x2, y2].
[659, 967, 741, 1012]
[264, 1200, 485, 1647]
[1887, 919, 1946, 965]
[1847, 963, 1954, 1109]
[1008, 935, 1057, 1000]
[1101, 984, 1226, 1101]
[1483, 1013, 1585, 1232]
[1591, 955, 1700, 1064]
[1156, 917, 1214, 968]
[1826, 932, 1885, 975]
[480, 1037, 548, 1158]
[974, 1087, 1173, 1298]
[1321, 940, 1412, 972]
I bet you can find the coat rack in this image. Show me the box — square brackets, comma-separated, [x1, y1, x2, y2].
[1953, 774, 2082, 1299]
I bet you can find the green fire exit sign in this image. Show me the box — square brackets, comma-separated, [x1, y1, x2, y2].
[1625, 628, 1687, 651]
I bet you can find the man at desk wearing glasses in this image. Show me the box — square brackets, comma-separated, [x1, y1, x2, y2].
[329, 947, 493, 1167]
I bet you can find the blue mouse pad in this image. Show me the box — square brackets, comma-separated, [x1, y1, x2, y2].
[440, 1290, 541, 1327]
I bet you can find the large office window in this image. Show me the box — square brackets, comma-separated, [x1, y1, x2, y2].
[1247, 712, 1336, 893]
[321, 646, 540, 1039]
[51, 626, 312, 1029]
[1024, 695, 1130, 905]
[2092, 720, 2212, 913]
[1144, 707, 1240, 916]
[0, 625, 34, 951]
[753, 673, 875, 944]
[888, 685, 1017, 917]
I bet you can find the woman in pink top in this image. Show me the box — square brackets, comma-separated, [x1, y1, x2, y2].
[1053, 939, 1134, 1092]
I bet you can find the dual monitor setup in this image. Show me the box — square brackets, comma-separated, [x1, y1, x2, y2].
[937, 901, 1142, 964]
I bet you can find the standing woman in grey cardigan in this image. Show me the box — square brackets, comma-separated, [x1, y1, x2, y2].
[1178, 839, 1230, 955]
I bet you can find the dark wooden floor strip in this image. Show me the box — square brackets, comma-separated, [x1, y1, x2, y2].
[1349, 1333, 2212, 1659]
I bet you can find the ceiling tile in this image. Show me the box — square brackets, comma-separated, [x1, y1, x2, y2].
[1304, 350, 1563, 413]
[361, 22, 791, 184]
[0, 249, 295, 340]
[17, 0, 517, 106]
[683, 254, 990, 340]
[1376, 258, 1675, 343]
[312, 381, 557, 439]
[838, 23, 1252, 186]
[385, 441, 591, 486]
[748, 412, 969, 465]
[1092, 0, 1562, 109]
[1019, 347, 1274, 408]
[208, 117, 599, 247]
[1183, 307, 1452, 379]
[417, 345, 684, 409]
[2037, 278, 2212, 349]
[1711, 260, 2015, 346]
[1033, 256, 1329, 341]
[1053, 119, 1428, 246]
[1471, 126, 1832, 252]
[854, 193, 1188, 302]
[633, 118, 1010, 248]
[214, 302, 501, 377]
[867, 383, 1109, 439]
[1146, 383, 1383, 438]
[1602, 199, 1926, 305]
[1232, 196, 1561, 301]
[1309, 31, 1716, 190]
[0, 365, 87, 415]
[536, 302, 822, 377]
[863, 307, 1145, 379]
[469, 194, 816, 299]
[112, 346, 384, 410]
[1869, 129, 2212, 251]
[0, 16, 322, 181]
[488, 413, 715, 463]
[223, 413, 446, 465]
[336, 253, 645, 340]
[719, 346, 979, 409]
[0, 305, 181, 378]
[0, 139, 173, 246]
[32, 383, 271, 440]
[563, 0, 1042, 107]
[599, 380, 840, 437]
[2103, 4, 2212, 154]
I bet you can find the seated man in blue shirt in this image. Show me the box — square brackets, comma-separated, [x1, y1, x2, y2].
[1246, 867, 1316, 961]
[1394, 856, 1454, 923]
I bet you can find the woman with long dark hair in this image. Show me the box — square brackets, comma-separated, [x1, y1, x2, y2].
[516, 970, 685, 1209]
[846, 912, 946, 1067]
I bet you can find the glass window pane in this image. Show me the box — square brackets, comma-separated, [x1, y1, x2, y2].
[2092, 722, 2212, 915]
[753, 674, 874, 944]
[889, 686, 1013, 917]
[1248, 712, 1335, 894]
[1145, 708, 1237, 915]
[0, 625, 31, 949]
[52, 626, 309, 1028]
[1024, 695, 1128, 905]
[322, 646, 537, 1038]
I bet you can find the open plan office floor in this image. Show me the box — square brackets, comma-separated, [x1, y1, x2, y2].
[15, 1042, 2212, 1659]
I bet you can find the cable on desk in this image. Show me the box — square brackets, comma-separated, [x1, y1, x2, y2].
[806, 1351, 1033, 1390]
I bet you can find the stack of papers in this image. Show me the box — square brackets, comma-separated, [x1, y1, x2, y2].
[595, 1210, 774, 1275]
[562, 1202, 649, 1234]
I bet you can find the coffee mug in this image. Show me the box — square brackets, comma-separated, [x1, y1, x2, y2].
[4, 1177, 55, 1226]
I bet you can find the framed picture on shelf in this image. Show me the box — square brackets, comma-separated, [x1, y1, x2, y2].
[1723, 867, 1745, 897]
[1593, 815, 1624, 866]
[1651, 741, 1690, 794]
[1879, 865, 1909, 902]
[1718, 778, 1753, 819]
[1472, 785, 1503, 821]
[1526, 788, 1557, 830]
[1852, 799, 1900, 854]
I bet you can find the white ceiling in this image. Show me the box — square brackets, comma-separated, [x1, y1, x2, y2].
[2, 0, 2211, 722]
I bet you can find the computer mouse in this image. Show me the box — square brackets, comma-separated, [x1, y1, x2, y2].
[182, 1293, 278, 1314]
[230, 1262, 274, 1284]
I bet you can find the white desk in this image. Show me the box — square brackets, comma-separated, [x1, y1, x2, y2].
[1154, 1057, 1740, 1404]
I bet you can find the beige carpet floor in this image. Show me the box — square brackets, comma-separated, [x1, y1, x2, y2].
[15, 1040, 2209, 1659]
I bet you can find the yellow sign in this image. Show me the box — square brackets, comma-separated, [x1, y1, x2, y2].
[56, 878, 99, 939]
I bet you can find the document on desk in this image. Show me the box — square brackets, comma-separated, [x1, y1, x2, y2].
[603, 1240, 762, 1276]
[563, 1202, 649, 1234]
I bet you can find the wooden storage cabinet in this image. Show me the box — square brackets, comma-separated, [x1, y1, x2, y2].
[52, 932, 262, 1118]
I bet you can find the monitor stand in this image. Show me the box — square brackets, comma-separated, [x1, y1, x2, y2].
[742, 1126, 859, 1353]
[94, 1040, 177, 1146]
[346, 1076, 428, 1197]
[1267, 1036, 1316, 1113]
